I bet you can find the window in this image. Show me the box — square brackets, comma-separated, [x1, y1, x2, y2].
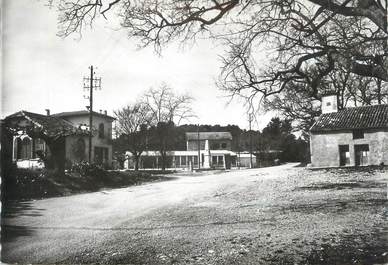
[221, 143, 227, 149]
[352, 130, 364, 139]
[212, 143, 220, 149]
[212, 156, 218, 165]
[175, 156, 180, 166]
[181, 156, 186, 166]
[98, 123, 105, 138]
[17, 137, 32, 160]
[104, 149, 109, 161]
[339, 145, 350, 166]
[193, 156, 198, 165]
[218, 156, 224, 166]
[326, 102, 331, 106]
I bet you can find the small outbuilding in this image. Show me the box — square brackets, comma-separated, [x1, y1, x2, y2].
[309, 95, 388, 167]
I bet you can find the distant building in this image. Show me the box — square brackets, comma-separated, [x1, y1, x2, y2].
[4, 110, 115, 168]
[125, 132, 245, 170]
[236, 152, 257, 168]
[309, 95, 388, 167]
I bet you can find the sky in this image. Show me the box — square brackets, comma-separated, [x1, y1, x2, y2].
[2, 0, 275, 130]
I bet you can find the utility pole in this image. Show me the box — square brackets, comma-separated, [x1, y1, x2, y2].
[83, 65, 101, 163]
[249, 113, 253, 169]
[237, 132, 240, 170]
[197, 124, 201, 170]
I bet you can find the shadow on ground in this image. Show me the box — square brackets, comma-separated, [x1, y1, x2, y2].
[1, 200, 45, 243]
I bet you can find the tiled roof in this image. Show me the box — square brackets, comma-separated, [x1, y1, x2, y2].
[5, 110, 84, 138]
[186, 132, 232, 141]
[52, 110, 115, 120]
[310, 104, 388, 132]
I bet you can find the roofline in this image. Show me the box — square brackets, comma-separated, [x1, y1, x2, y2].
[310, 126, 388, 133]
[342, 103, 388, 109]
[52, 111, 115, 120]
[309, 104, 388, 133]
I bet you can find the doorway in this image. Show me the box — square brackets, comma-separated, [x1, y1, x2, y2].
[339, 145, 350, 166]
[354, 144, 369, 166]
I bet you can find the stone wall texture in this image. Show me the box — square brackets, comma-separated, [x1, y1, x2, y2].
[310, 129, 388, 167]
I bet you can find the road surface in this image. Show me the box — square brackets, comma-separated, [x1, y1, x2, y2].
[2, 164, 387, 264]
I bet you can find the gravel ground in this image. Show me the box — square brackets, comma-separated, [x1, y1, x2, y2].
[2, 164, 387, 265]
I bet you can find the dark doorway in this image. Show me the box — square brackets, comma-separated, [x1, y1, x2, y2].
[94, 147, 108, 165]
[225, 154, 231, 169]
[339, 145, 350, 166]
[355, 144, 369, 166]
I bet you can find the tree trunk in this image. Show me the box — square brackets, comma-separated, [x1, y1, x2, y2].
[160, 151, 166, 171]
[134, 155, 140, 171]
[45, 138, 66, 173]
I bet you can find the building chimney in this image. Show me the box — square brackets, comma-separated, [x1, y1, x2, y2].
[321, 94, 338, 114]
[45, 109, 50, 116]
[104, 110, 107, 115]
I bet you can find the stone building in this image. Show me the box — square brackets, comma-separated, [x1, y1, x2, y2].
[4, 110, 114, 168]
[125, 132, 238, 170]
[309, 95, 388, 167]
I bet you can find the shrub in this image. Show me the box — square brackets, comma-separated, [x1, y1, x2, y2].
[71, 161, 106, 178]
[3, 168, 63, 200]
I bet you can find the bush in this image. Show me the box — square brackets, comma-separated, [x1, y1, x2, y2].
[3, 168, 64, 200]
[71, 161, 107, 179]
[3, 163, 170, 200]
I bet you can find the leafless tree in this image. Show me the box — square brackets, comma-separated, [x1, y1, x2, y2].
[52, 0, 387, 114]
[141, 83, 195, 125]
[114, 102, 150, 170]
[139, 84, 194, 170]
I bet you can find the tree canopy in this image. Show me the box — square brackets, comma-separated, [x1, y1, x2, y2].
[52, 0, 388, 133]
[54, 0, 387, 81]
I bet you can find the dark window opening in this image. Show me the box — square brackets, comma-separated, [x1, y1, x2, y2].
[352, 130, 364, 139]
[17, 137, 32, 160]
[212, 156, 217, 165]
[221, 143, 227, 149]
[218, 156, 224, 166]
[355, 144, 369, 166]
[98, 123, 105, 138]
[339, 145, 350, 166]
